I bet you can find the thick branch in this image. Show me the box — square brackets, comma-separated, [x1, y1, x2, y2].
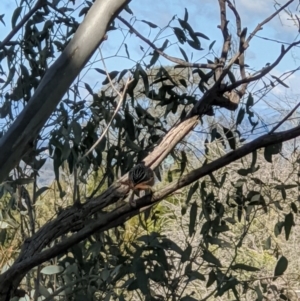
[0, 0, 130, 184]
[2, 123, 300, 294]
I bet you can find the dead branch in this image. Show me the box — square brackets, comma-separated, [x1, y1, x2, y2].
[226, 0, 241, 36]
[245, 0, 295, 47]
[222, 40, 300, 92]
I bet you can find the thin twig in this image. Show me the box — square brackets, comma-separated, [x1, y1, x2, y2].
[117, 16, 220, 70]
[0, 0, 45, 50]
[222, 40, 300, 92]
[245, 0, 295, 47]
[82, 48, 133, 159]
[269, 101, 300, 134]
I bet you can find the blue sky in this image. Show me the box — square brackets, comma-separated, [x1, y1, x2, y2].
[1, 0, 299, 90]
[0, 0, 299, 183]
[0, 0, 300, 125]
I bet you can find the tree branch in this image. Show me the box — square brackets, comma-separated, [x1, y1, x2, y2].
[245, 0, 295, 47]
[0, 0, 45, 50]
[2, 123, 300, 295]
[117, 16, 220, 70]
[222, 40, 300, 92]
[0, 0, 130, 185]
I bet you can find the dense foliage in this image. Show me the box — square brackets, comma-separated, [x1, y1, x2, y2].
[1, 0, 300, 300]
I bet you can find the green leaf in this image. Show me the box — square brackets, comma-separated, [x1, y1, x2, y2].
[246, 93, 254, 108]
[179, 46, 188, 62]
[271, 75, 289, 88]
[202, 250, 222, 267]
[84, 83, 93, 95]
[194, 32, 210, 40]
[186, 270, 205, 282]
[124, 43, 130, 58]
[41, 265, 64, 275]
[232, 263, 260, 272]
[160, 39, 169, 51]
[36, 187, 49, 199]
[274, 221, 284, 237]
[117, 69, 128, 82]
[124, 4, 133, 15]
[255, 285, 263, 301]
[13, 178, 34, 185]
[173, 27, 187, 44]
[147, 50, 159, 68]
[291, 202, 297, 213]
[178, 18, 199, 44]
[186, 181, 199, 205]
[138, 65, 149, 95]
[11, 6, 23, 28]
[284, 212, 294, 240]
[125, 111, 135, 141]
[223, 126, 236, 150]
[274, 256, 288, 278]
[187, 40, 202, 50]
[263, 236, 271, 250]
[236, 107, 245, 125]
[141, 20, 158, 28]
[72, 121, 82, 145]
[209, 40, 216, 50]
[0, 14, 5, 26]
[38, 284, 51, 298]
[180, 297, 198, 301]
[181, 244, 192, 263]
[2, 66, 15, 89]
[264, 143, 282, 163]
[184, 8, 188, 22]
[189, 202, 197, 237]
[179, 78, 187, 87]
[206, 270, 216, 287]
[180, 150, 187, 175]
[102, 71, 119, 85]
[134, 258, 149, 294]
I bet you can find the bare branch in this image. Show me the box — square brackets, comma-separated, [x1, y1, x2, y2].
[2, 123, 300, 293]
[245, 0, 295, 47]
[269, 101, 300, 134]
[117, 16, 219, 70]
[222, 40, 300, 92]
[226, 0, 241, 36]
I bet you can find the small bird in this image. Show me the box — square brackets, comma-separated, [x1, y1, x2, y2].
[127, 161, 154, 206]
